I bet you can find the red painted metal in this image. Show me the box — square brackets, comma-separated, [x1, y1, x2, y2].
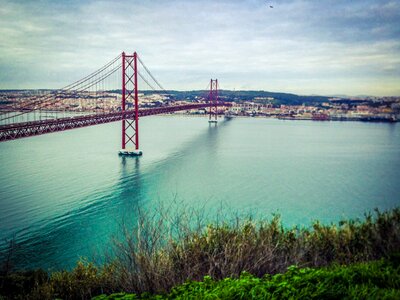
[121, 52, 139, 150]
[209, 79, 218, 121]
[215, 79, 218, 121]
[121, 52, 126, 149]
[134, 52, 139, 150]
[0, 52, 229, 144]
[0, 102, 231, 142]
[209, 79, 212, 120]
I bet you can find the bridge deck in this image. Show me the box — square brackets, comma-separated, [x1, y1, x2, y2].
[0, 102, 229, 142]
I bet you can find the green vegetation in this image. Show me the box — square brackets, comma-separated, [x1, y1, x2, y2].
[1, 207, 399, 299]
[93, 257, 400, 299]
[138, 89, 330, 105]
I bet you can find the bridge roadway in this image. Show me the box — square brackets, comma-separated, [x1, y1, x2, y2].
[0, 102, 230, 142]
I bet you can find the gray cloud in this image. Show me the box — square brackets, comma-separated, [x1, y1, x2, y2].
[0, 0, 399, 96]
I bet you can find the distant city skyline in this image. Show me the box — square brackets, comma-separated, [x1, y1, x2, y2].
[0, 0, 399, 96]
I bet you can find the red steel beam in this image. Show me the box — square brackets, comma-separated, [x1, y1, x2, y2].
[134, 52, 139, 150]
[121, 52, 126, 149]
[0, 102, 231, 142]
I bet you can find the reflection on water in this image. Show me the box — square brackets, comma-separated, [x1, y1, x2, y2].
[0, 116, 399, 270]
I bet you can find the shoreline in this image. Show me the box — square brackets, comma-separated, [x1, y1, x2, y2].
[1, 110, 398, 123]
[158, 112, 399, 123]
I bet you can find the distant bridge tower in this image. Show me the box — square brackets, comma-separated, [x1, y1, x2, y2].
[208, 79, 218, 123]
[119, 52, 142, 156]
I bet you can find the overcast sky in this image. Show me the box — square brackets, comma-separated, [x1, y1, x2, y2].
[0, 0, 399, 96]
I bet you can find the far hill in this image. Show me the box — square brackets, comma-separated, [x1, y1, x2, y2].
[141, 90, 331, 106]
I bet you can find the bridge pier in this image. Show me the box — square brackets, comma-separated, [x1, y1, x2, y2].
[118, 149, 143, 156]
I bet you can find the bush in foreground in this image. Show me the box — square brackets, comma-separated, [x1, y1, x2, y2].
[1, 207, 400, 299]
[93, 257, 400, 299]
[103, 206, 400, 295]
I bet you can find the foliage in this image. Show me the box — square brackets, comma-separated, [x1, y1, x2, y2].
[35, 260, 119, 300]
[137, 89, 330, 105]
[0, 260, 118, 300]
[93, 257, 400, 299]
[0, 269, 48, 300]
[1, 207, 399, 299]
[106, 207, 400, 295]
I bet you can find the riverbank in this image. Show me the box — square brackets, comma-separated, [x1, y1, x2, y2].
[170, 112, 399, 122]
[1, 207, 399, 299]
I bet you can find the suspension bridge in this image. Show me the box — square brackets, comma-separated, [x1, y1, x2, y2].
[0, 52, 230, 155]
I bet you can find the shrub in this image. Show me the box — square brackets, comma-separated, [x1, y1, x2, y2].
[94, 257, 400, 299]
[110, 206, 400, 294]
[1, 206, 399, 299]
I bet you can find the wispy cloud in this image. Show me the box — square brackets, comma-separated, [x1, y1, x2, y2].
[0, 0, 399, 96]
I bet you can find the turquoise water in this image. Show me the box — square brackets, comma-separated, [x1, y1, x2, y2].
[0, 116, 399, 269]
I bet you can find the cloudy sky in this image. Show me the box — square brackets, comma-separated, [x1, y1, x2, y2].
[0, 0, 399, 96]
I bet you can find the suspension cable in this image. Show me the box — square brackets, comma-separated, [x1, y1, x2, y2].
[0, 54, 122, 116]
[0, 63, 122, 121]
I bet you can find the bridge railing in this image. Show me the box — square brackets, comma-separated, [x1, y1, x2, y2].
[0, 102, 231, 142]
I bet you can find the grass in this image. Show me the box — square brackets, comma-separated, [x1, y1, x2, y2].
[93, 256, 400, 299]
[1, 206, 399, 299]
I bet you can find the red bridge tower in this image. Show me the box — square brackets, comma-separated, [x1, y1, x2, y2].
[208, 79, 218, 123]
[119, 52, 142, 156]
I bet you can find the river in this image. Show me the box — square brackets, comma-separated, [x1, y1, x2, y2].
[0, 116, 399, 270]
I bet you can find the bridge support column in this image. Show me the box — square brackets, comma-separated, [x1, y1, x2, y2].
[119, 51, 143, 156]
[208, 79, 218, 123]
